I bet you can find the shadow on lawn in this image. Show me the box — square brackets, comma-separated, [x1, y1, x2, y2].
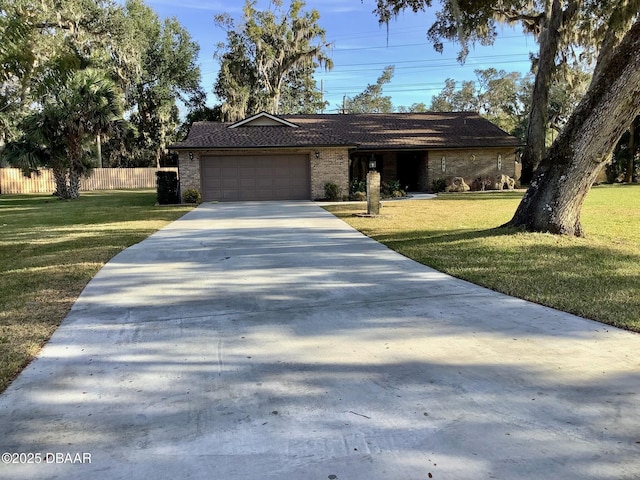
[1, 201, 640, 478]
[378, 226, 640, 331]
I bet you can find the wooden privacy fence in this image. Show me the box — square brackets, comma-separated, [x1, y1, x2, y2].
[0, 167, 178, 194]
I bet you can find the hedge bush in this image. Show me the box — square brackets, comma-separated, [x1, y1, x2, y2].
[324, 182, 342, 201]
[182, 188, 202, 204]
[156, 171, 179, 204]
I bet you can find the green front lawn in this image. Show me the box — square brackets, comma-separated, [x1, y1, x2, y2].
[0, 190, 193, 393]
[325, 185, 640, 332]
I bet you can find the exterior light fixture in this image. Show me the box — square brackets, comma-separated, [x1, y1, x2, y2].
[315, 151, 320, 159]
[189, 151, 194, 161]
[441, 156, 446, 172]
[368, 155, 377, 171]
[497, 154, 502, 170]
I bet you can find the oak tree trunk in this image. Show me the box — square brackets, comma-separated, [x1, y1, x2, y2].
[505, 18, 640, 236]
[519, 0, 565, 185]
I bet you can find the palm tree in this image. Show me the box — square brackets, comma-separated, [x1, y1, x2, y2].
[57, 69, 122, 198]
[4, 69, 122, 199]
[4, 108, 70, 198]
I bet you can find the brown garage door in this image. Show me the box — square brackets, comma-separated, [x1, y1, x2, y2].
[201, 155, 310, 201]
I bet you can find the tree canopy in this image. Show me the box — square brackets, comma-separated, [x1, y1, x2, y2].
[374, 1, 640, 236]
[374, 0, 640, 184]
[0, 0, 203, 178]
[214, 0, 331, 121]
[428, 66, 589, 142]
[343, 65, 395, 114]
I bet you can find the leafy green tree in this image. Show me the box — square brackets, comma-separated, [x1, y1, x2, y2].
[279, 63, 328, 114]
[374, 0, 639, 185]
[54, 69, 122, 198]
[214, 0, 332, 121]
[344, 65, 395, 113]
[6, 70, 122, 199]
[3, 111, 70, 197]
[0, 0, 201, 169]
[375, 1, 640, 235]
[1, 0, 105, 164]
[120, 0, 202, 167]
[429, 78, 478, 112]
[546, 68, 590, 138]
[607, 116, 639, 183]
[428, 69, 527, 136]
[397, 102, 428, 113]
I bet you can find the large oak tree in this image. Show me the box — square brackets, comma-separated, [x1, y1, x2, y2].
[374, 0, 640, 236]
[374, 0, 638, 185]
[505, 18, 640, 235]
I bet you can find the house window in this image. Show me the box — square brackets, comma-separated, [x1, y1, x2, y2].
[497, 154, 502, 170]
[441, 156, 446, 172]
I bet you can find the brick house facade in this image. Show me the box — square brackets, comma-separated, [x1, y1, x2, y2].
[171, 111, 522, 202]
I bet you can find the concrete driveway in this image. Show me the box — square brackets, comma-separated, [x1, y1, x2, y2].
[1, 201, 640, 479]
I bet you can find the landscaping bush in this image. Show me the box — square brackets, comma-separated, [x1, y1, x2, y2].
[349, 179, 366, 195]
[431, 178, 447, 193]
[324, 182, 342, 201]
[380, 180, 406, 198]
[182, 188, 202, 204]
[156, 171, 179, 204]
[351, 191, 367, 201]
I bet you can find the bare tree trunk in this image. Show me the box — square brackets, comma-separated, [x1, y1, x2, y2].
[505, 18, 640, 236]
[520, 0, 577, 185]
[625, 119, 636, 183]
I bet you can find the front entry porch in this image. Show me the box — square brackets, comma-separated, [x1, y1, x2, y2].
[349, 151, 430, 193]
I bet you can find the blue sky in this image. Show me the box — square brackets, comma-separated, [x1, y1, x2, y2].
[145, 0, 538, 112]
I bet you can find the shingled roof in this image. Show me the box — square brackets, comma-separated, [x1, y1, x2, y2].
[171, 112, 522, 151]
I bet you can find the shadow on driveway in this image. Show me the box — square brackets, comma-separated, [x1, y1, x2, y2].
[1, 201, 640, 479]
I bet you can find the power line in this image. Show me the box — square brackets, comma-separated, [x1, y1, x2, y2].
[200, 54, 531, 77]
[325, 52, 530, 69]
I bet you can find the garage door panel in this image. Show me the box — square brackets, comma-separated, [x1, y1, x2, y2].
[238, 178, 256, 188]
[274, 168, 291, 177]
[222, 178, 239, 188]
[274, 178, 292, 187]
[201, 155, 310, 201]
[257, 177, 275, 187]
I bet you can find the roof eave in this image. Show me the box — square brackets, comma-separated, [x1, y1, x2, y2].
[169, 143, 357, 151]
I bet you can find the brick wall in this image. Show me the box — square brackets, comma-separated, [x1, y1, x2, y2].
[427, 147, 518, 189]
[310, 147, 350, 200]
[178, 152, 200, 194]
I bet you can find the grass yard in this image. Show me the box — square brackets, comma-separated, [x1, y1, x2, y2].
[0, 190, 193, 393]
[325, 184, 640, 332]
